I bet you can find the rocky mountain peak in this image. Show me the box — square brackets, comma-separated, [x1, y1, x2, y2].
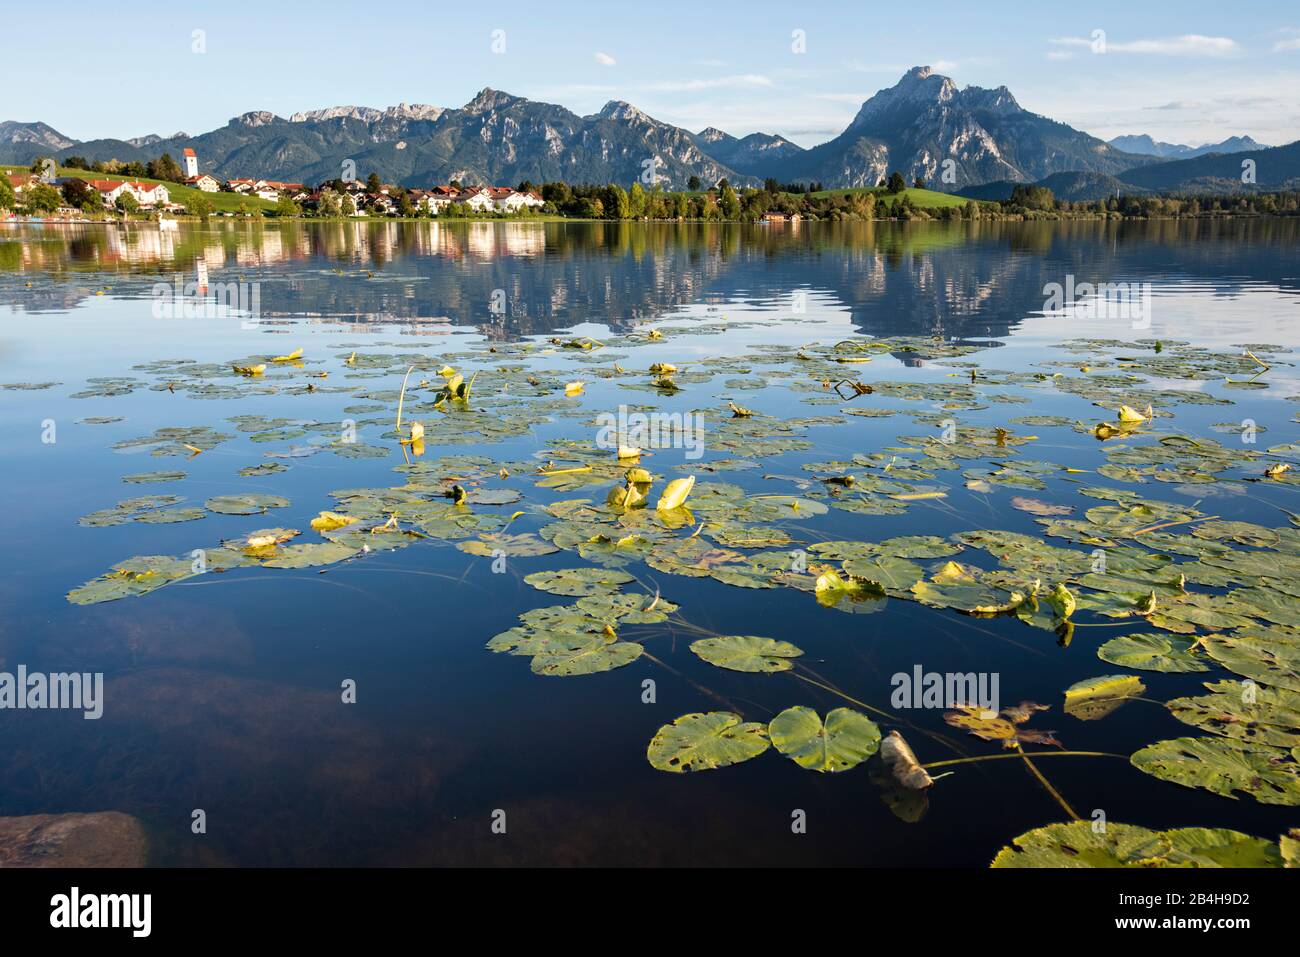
[463, 89, 521, 114]
[232, 110, 281, 128]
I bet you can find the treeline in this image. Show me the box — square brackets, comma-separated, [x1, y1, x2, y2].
[58, 153, 188, 184]
[527, 173, 955, 222]
[1002, 184, 1300, 219]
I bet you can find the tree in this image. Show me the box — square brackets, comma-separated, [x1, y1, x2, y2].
[601, 184, 629, 219]
[275, 195, 299, 218]
[146, 153, 184, 183]
[26, 183, 63, 213]
[887, 172, 906, 193]
[188, 193, 214, 219]
[687, 175, 701, 191]
[366, 173, 382, 193]
[61, 179, 101, 211]
[764, 177, 780, 194]
[318, 188, 342, 217]
[628, 181, 647, 219]
[673, 192, 689, 219]
[0, 176, 16, 210]
[115, 192, 139, 215]
[719, 184, 741, 220]
[913, 177, 926, 189]
[1008, 185, 1055, 211]
[341, 194, 356, 216]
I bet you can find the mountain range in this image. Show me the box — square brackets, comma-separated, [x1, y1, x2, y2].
[1106, 134, 1266, 160]
[3, 67, 1295, 197]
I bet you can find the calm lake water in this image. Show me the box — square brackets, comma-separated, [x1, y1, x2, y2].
[1, 219, 1297, 866]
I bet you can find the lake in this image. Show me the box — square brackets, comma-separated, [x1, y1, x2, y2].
[1, 218, 1297, 867]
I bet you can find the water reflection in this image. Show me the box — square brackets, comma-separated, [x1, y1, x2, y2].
[2, 219, 1298, 341]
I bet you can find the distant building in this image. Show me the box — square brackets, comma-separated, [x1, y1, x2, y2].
[182, 147, 199, 178]
[128, 182, 170, 206]
[459, 187, 497, 212]
[85, 179, 134, 205]
[185, 174, 220, 192]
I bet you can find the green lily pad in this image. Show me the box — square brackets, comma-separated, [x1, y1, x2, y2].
[458, 533, 559, 558]
[262, 542, 360, 568]
[205, 493, 291, 515]
[1063, 675, 1145, 721]
[647, 712, 770, 773]
[992, 821, 1282, 868]
[689, 635, 803, 673]
[1131, 736, 1300, 806]
[1167, 680, 1300, 749]
[529, 632, 644, 676]
[523, 567, 635, 596]
[1096, 632, 1209, 673]
[767, 706, 881, 772]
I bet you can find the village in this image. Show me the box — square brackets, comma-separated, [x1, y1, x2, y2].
[3, 146, 547, 219]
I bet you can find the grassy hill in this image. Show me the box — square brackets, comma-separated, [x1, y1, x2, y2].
[4, 164, 277, 213]
[803, 186, 977, 209]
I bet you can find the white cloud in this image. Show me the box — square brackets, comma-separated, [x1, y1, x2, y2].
[594, 52, 616, 67]
[1046, 51, 1076, 61]
[1274, 37, 1300, 52]
[931, 59, 959, 72]
[1050, 34, 1241, 57]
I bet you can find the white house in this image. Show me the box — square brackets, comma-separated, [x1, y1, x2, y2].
[182, 147, 199, 178]
[130, 182, 170, 206]
[86, 179, 134, 205]
[459, 187, 496, 212]
[492, 189, 544, 213]
[185, 174, 220, 192]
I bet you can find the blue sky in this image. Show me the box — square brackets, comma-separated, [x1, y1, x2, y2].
[7, 0, 1300, 148]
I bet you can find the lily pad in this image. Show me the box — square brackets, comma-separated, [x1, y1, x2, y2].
[647, 712, 770, 773]
[689, 635, 804, 673]
[1131, 736, 1300, 806]
[1096, 632, 1209, 673]
[767, 706, 881, 772]
[523, 567, 635, 596]
[992, 821, 1283, 868]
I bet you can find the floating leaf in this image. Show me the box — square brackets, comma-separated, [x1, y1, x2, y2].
[689, 635, 803, 673]
[1131, 736, 1300, 805]
[1167, 680, 1300, 749]
[205, 493, 290, 515]
[647, 712, 770, 773]
[656, 475, 695, 511]
[992, 821, 1282, 868]
[529, 631, 644, 676]
[1097, 633, 1209, 673]
[945, 701, 1060, 749]
[768, 706, 881, 772]
[1064, 675, 1145, 721]
[310, 511, 358, 532]
[523, 567, 635, 597]
[458, 533, 558, 558]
